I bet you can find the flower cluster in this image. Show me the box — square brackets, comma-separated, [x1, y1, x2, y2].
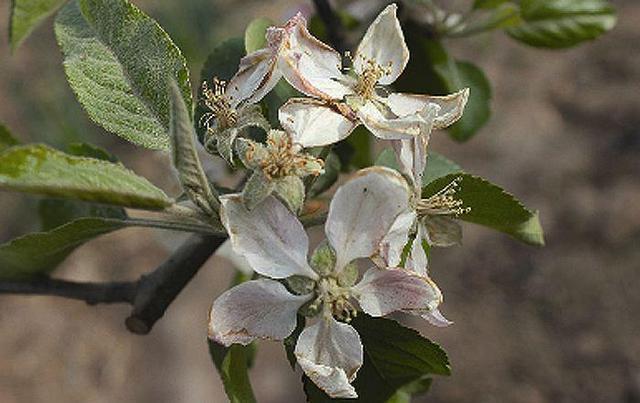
[206, 4, 469, 398]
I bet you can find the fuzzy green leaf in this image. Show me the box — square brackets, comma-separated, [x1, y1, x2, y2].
[0, 124, 20, 152]
[424, 173, 545, 246]
[244, 17, 273, 53]
[304, 315, 449, 403]
[54, 0, 192, 150]
[0, 144, 173, 209]
[169, 80, 219, 216]
[66, 142, 118, 162]
[9, 0, 66, 51]
[507, 0, 616, 48]
[0, 217, 128, 280]
[208, 342, 256, 403]
[273, 175, 305, 213]
[38, 198, 126, 231]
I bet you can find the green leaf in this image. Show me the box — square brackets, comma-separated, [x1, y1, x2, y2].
[208, 341, 256, 403]
[0, 144, 173, 209]
[38, 198, 126, 231]
[423, 173, 545, 245]
[0, 123, 20, 152]
[385, 377, 432, 403]
[66, 142, 117, 162]
[422, 152, 463, 184]
[9, 0, 67, 51]
[244, 17, 273, 53]
[0, 217, 128, 280]
[169, 80, 219, 217]
[506, 0, 616, 48]
[54, 0, 192, 150]
[197, 38, 246, 141]
[304, 315, 449, 403]
[309, 152, 341, 198]
[396, 34, 491, 142]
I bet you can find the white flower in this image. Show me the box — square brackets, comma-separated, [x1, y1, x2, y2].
[277, 4, 469, 148]
[208, 167, 445, 398]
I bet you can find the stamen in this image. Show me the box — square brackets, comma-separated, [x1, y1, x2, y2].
[317, 277, 358, 323]
[258, 132, 323, 180]
[416, 176, 471, 217]
[354, 55, 392, 100]
[201, 77, 238, 129]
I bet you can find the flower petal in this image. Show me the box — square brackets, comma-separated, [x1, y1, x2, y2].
[422, 216, 463, 247]
[326, 166, 412, 272]
[405, 224, 428, 276]
[295, 316, 363, 399]
[220, 195, 318, 279]
[279, 99, 357, 147]
[386, 89, 469, 130]
[208, 279, 311, 346]
[354, 267, 443, 317]
[226, 48, 282, 107]
[356, 99, 429, 140]
[216, 239, 253, 275]
[421, 308, 453, 328]
[354, 4, 409, 85]
[375, 210, 416, 268]
[269, 13, 351, 100]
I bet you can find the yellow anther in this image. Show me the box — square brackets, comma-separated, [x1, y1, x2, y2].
[417, 176, 471, 217]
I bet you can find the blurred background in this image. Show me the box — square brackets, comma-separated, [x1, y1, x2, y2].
[0, 0, 638, 402]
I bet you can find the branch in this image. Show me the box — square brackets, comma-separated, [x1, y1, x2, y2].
[312, 0, 348, 52]
[0, 234, 225, 335]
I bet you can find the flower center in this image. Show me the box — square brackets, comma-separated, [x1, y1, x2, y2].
[256, 132, 323, 180]
[416, 176, 471, 217]
[316, 277, 358, 322]
[353, 56, 391, 100]
[201, 78, 238, 130]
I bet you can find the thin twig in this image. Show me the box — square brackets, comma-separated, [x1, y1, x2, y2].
[0, 234, 225, 335]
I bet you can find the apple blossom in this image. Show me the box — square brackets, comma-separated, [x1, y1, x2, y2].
[208, 167, 445, 398]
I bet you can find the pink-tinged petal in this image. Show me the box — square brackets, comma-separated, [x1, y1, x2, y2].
[354, 4, 409, 85]
[220, 195, 318, 280]
[208, 279, 312, 346]
[216, 239, 253, 275]
[356, 100, 430, 140]
[269, 13, 351, 100]
[226, 49, 282, 107]
[386, 89, 469, 130]
[354, 267, 442, 317]
[279, 99, 357, 147]
[326, 167, 412, 272]
[405, 225, 428, 276]
[375, 210, 416, 268]
[295, 316, 363, 398]
[421, 308, 453, 328]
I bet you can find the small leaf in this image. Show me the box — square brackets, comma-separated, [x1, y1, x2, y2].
[169, 80, 219, 216]
[0, 216, 127, 279]
[506, 0, 617, 48]
[241, 171, 274, 210]
[0, 123, 20, 152]
[10, 0, 66, 51]
[38, 198, 126, 231]
[244, 17, 274, 53]
[423, 174, 545, 245]
[422, 151, 463, 184]
[0, 144, 173, 209]
[273, 175, 305, 213]
[303, 315, 449, 403]
[385, 377, 432, 403]
[66, 142, 117, 162]
[208, 341, 257, 403]
[308, 152, 341, 198]
[54, 0, 192, 150]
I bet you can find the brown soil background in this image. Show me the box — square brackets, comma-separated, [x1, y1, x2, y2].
[0, 0, 638, 402]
